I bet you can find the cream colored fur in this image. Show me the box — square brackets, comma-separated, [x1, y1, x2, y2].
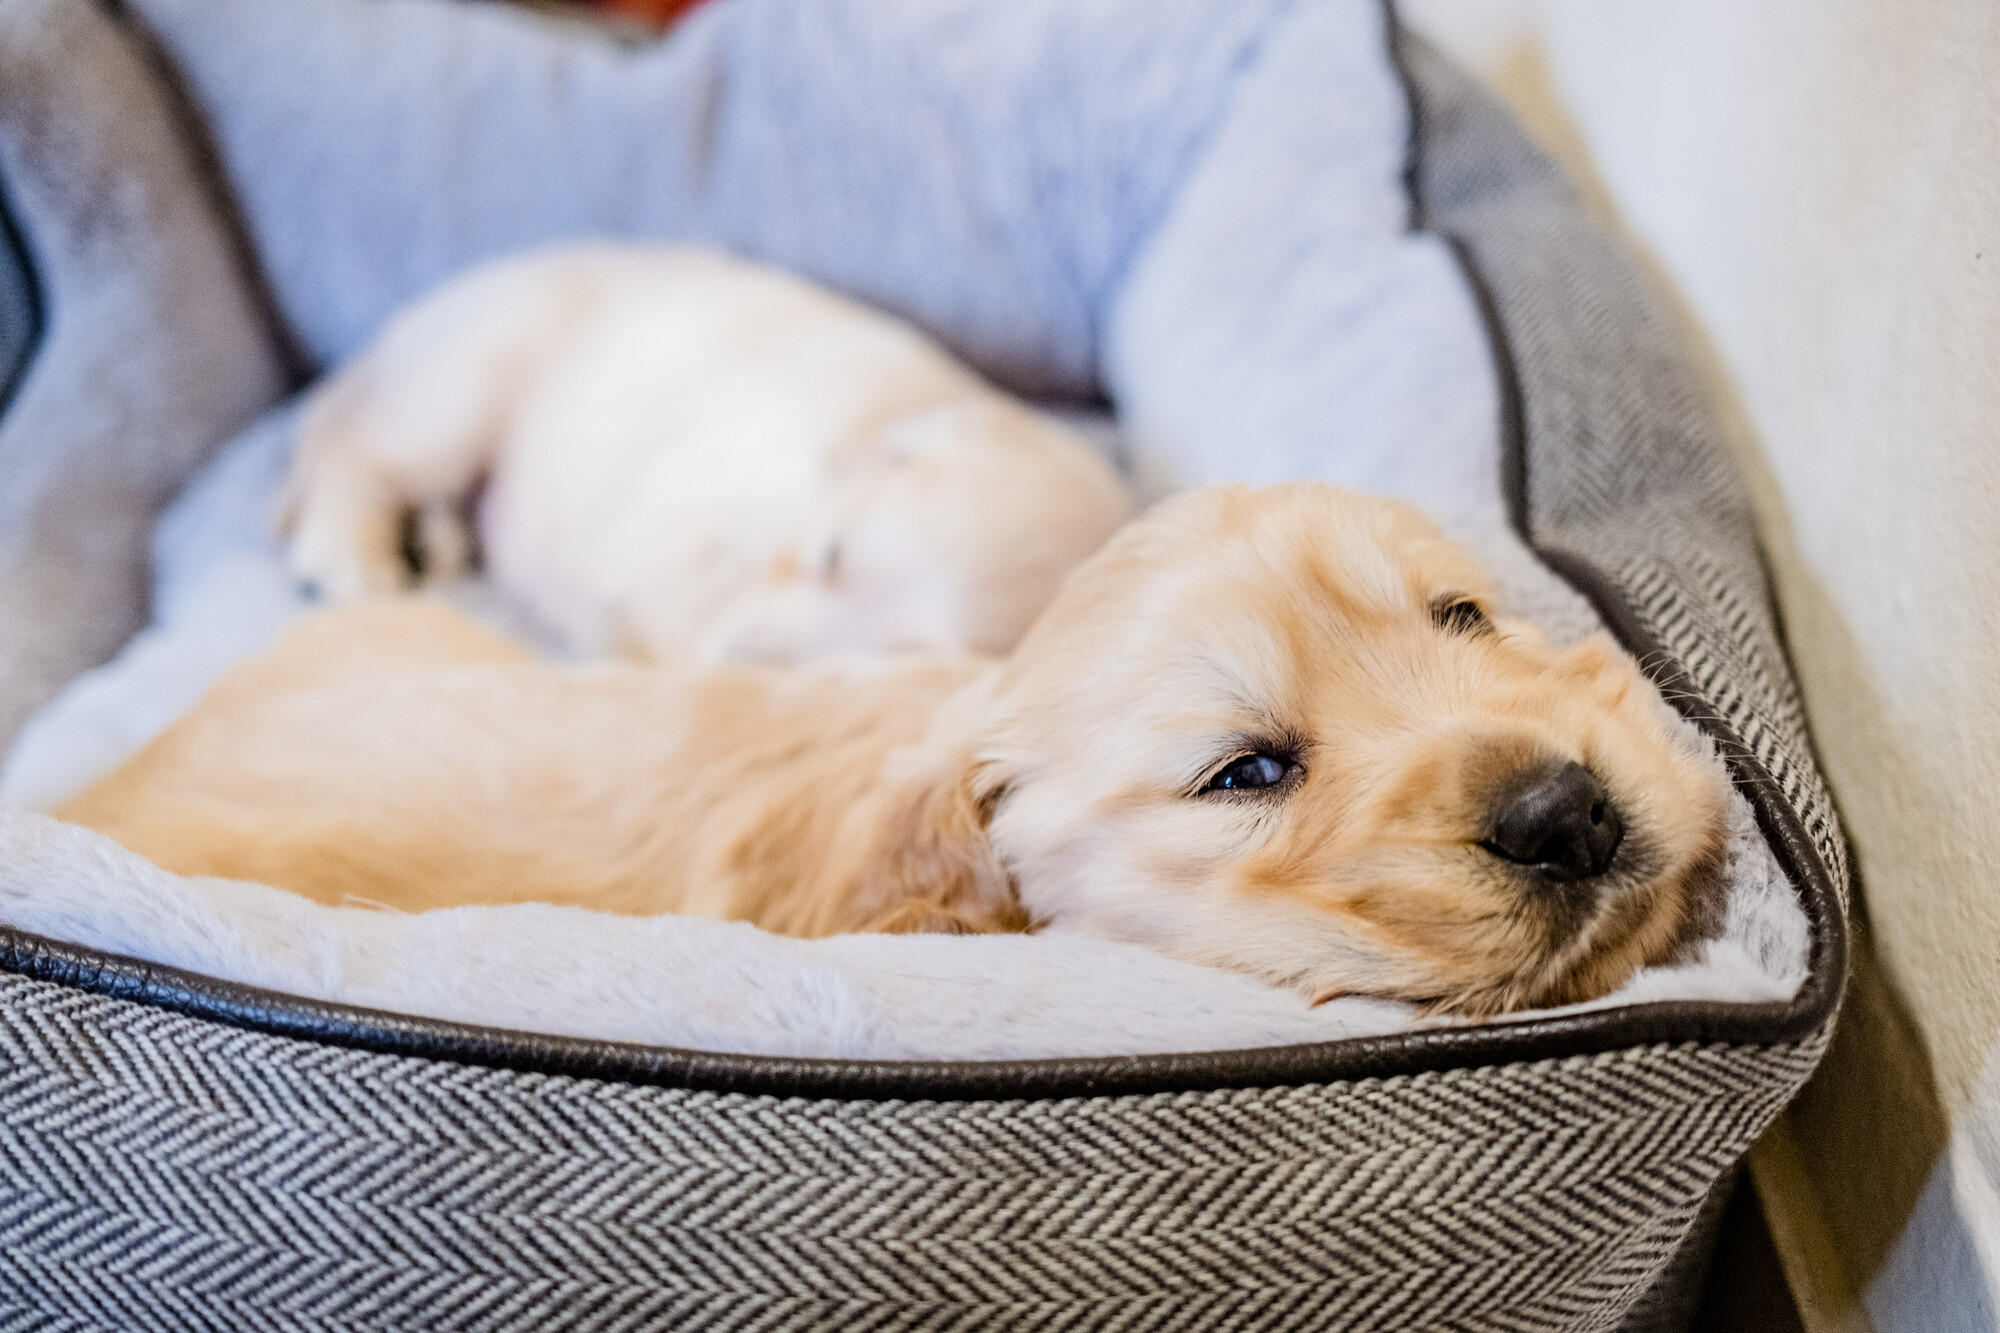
[63, 484, 1731, 1015]
[283, 243, 1134, 662]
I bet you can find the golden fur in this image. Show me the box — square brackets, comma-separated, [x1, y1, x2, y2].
[61, 484, 1729, 1015]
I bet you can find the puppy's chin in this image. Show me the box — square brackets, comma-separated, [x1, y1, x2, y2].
[1427, 831, 1729, 1020]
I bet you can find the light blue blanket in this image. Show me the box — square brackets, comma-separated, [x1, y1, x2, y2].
[129, 0, 1505, 526]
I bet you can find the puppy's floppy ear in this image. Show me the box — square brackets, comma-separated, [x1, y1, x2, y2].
[847, 750, 1026, 936]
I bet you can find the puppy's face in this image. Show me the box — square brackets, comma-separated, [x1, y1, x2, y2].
[980, 483, 1728, 1016]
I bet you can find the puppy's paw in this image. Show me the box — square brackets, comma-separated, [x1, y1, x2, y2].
[283, 478, 413, 601]
[410, 502, 473, 582]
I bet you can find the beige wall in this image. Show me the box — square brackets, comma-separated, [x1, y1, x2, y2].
[1403, 2, 2000, 1327]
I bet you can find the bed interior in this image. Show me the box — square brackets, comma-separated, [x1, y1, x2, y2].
[0, 0, 1815, 1062]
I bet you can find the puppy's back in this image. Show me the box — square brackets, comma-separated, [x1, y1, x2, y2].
[57, 600, 987, 925]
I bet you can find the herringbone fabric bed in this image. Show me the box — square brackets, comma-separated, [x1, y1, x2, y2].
[0, 4, 1845, 1330]
[0, 972, 1823, 1332]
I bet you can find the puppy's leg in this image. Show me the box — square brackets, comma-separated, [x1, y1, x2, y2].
[282, 253, 600, 599]
[283, 379, 411, 599]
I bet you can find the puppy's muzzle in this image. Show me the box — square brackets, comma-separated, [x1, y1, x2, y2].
[1484, 760, 1623, 882]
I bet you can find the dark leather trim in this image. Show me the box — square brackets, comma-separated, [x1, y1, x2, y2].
[0, 7, 1844, 1102]
[0, 161, 43, 420]
[0, 900, 1838, 1100]
[1443, 231, 1532, 539]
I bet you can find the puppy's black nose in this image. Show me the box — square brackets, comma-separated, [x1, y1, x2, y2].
[1485, 761, 1623, 880]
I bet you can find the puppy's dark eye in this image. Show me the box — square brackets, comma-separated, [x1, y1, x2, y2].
[1432, 597, 1490, 635]
[1206, 753, 1293, 792]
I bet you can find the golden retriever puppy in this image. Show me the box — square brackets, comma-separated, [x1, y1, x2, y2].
[61, 484, 1729, 1015]
[283, 243, 1133, 662]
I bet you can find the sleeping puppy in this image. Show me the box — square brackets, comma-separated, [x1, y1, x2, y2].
[284, 243, 1133, 662]
[60, 483, 1729, 1016]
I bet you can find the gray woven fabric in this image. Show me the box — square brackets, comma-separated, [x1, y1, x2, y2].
[0, 971, 1824, 1333]
[0, 6, 1843, 1332]
[1609, 1167, 1738, 1333]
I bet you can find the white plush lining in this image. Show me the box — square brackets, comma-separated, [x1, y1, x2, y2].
[0, 402, 1812, 1061]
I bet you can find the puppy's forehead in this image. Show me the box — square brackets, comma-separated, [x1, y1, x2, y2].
[1150, 484, 1490, 618]
[1008, 484, 1499, 724]
[1293, 514, 1434, 609]
[1045, 485, 1499, 730]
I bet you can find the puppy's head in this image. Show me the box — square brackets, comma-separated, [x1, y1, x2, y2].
[699, 400, 1133, 663]
[974, 483, 1728, 1016]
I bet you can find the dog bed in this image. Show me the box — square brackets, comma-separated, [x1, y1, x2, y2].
[0, 0, 1846, 1328]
